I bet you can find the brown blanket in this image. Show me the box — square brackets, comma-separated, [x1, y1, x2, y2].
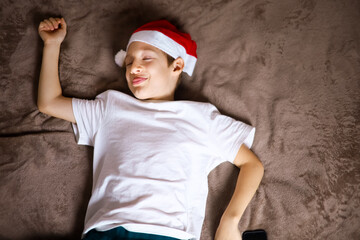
[1, 0, 359, 239]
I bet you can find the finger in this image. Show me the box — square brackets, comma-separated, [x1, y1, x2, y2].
[49, 17, 59, 29]
[54, 17, 62, 29]
[39, 21, 46, 30]
[60, 17, 67, 31]
[54, 17, 62, 25]
[43, 19, 54, 30]
[39, 20, 52, 31]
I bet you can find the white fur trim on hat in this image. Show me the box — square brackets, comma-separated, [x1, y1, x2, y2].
[114, 49, 127, 67]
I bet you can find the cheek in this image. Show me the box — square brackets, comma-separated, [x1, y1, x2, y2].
[125, 70, 131, 82]
[149, 64, 170, 79]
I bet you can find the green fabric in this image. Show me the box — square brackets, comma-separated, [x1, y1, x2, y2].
[83, 226, 184, 240]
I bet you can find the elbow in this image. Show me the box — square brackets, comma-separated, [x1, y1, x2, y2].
[37, 100, 50, 115]
[252, 153, 264, 176]
[242, 159, 264, 178]
[37, 102, 45, 113]
[253, 158, 265, 181]
[37, 95, 45, 113]
[37, 95, 57, 115]
[250, 158, 265, 179]
[38, 105, 48, 115]
[253, 156, 264, 173]
[258, 161, 265, 178]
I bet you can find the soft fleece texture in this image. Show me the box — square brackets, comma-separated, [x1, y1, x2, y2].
[0, 0, 359, 239]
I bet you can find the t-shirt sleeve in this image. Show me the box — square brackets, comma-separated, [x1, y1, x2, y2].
[71, 92, 109, 146]
[208, 105, 255, 164]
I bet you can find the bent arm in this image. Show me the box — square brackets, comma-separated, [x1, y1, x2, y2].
[215, 144, 264, 240]
[37, 17, 75, 123]
[224, 144, 264, 219]
[38, 42, 75, 123]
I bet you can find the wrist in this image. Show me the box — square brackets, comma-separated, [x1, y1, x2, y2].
[44, 41, 62, 48]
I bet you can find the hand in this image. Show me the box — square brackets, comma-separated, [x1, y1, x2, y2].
[215, 215, 242, 240]
[38, 17, 67, 45]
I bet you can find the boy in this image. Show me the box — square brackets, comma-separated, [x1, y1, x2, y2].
[38, 17, 264, 240]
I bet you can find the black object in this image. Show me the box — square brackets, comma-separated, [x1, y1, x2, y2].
[242, 229, 267, 240]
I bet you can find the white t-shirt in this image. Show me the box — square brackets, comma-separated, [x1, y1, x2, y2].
[71, 90, 255, 240]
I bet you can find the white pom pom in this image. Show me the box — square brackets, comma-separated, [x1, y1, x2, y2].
[114, 49, 127, 67]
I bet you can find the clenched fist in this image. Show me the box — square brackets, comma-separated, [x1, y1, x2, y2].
[38, 17, 67, 45]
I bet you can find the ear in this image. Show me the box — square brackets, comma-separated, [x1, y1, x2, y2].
[172, 57, 184, 74]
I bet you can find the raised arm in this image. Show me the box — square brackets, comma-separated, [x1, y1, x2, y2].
[37, 17, 75, 123]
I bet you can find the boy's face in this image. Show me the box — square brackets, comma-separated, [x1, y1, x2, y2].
[125, 41, 180, 101]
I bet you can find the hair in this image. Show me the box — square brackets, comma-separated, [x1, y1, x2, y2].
[166, 54, 175, 66]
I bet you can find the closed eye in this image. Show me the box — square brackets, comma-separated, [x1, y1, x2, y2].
[126, 57, 153, 67]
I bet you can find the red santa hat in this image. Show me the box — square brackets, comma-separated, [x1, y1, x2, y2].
[115, 20, 197, 76]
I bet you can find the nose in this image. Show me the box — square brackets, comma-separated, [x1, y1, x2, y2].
[130, 60, 143, 74]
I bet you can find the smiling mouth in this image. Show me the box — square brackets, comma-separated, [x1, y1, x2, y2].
[132, 77, 147, 85]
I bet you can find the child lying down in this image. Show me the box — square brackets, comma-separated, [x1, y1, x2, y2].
[37, 17, 264, 240]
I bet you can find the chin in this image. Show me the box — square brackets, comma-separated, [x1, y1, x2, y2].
[131, 88, 169, 101]
[132, 90, 151, 100]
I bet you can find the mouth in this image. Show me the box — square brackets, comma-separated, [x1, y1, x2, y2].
[132, 77, 148, 86]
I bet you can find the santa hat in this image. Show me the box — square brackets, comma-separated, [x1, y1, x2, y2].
[115, 20, 197, 76]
